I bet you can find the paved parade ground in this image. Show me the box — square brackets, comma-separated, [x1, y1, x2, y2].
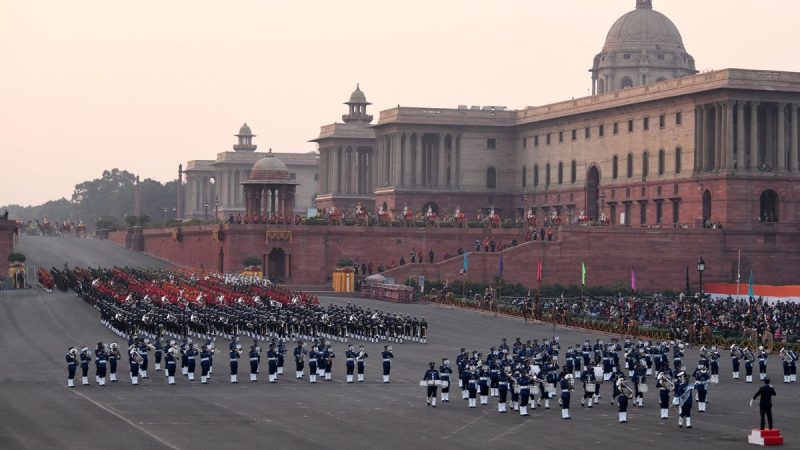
[0, 236, 797, 449]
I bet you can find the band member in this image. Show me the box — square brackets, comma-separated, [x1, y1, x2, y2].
[138, 339, 150, 379]
[95, 342, 107, 386]
[617, 379, 629, 423]
[423, 362, 440, 407]
[267, 343, 278, 383]
[560, 371, 573, 419]
[439, 358, 452, 402]
[324, 345, 335, 381]
[79, 347, 91, 385]
[345, 345, 356, 383]
[758, 346, 769, 381]
[200, 345, 212, 384]
[709, 346, 720, 384]
[180, 340, 189, 376]
[382, 345, 394, 383]
[166, 346, 177, 385]
[466, 366, 478, 408]
[419, 318, 428, 344]
[356, 346, 368, 382]
[580, 367, 596, 408]
[790, 349, 798, 383]
[673, 343, 684, 372]
[478, 365, 490, 405]
[730, 345, 741, 380]
[186, 343, 197, 381]
[693, 364, 710, 412]
[674, 371, 693, 428]
[308, 345, 318, 383]
[517, 372, 531, 416]
[632, 363, 646, 407]
[66, 347, 78, 388]
[745, 347, 755, 383]
[657, 368, 673, 419]
[276, 340, 286, 376]
[751, 377, 776, 430]
[128, 348, 140, 385]
[249, 345, 260, 382]
[497, 367, 509, 412]
[230, 344, 241, 383]
[293, 341, 306, 379]
[108, 343, 119, 382]
[154, 338, 163, 372]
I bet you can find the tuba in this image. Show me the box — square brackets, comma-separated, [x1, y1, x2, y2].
[617, 378, 635, 399]
[743, 346, 755, 363]
[656, 372, 674, 392]
[130, 348, 144, 365]
[780, 347, 792, 363]
[699, 345, 711, 359]
[730, 344, 744, 359]
[565, 373, 575, 390]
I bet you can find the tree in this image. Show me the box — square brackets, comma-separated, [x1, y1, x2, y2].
[243, 256, 262, 267]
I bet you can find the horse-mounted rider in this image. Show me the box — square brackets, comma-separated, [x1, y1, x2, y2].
[487, 208, 501, 228]
[453, 206, 466, 228]
[424, 206, 438, 227]
[401, 205, 414, 226]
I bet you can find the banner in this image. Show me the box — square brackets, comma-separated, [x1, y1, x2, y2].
[536, 259, 542, 285]
[462, 252, 469, 274]
[631, 267, 636, 291]
[581, 261, 586, 287]
[748, 270, 754, 297]
[498, 255, 504, 278]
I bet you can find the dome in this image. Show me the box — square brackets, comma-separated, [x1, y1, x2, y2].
[248, 152, 290, 183]
[346, 84, 370, 105]
[237, 123, 254, 137]
[603, 1, 684, 51]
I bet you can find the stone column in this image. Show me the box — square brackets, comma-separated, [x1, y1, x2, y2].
[791, 103, 799, 172]
[750, 101, 759, 170]
[394, 133, 402, 186]
[703, 105, 712, 171]
[414, 134, 422, 187]
[736, 101, 745, 171]
[714, 103, 723, 171]
[777, 103, 786, 172]
[438, 133, 447, 188]
[454, 135, 460, 188]
[724, 100, 734, 171]
[695, 105, 704, 172]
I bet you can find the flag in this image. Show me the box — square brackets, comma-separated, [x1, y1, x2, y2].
[685, 266, 690, 295]
[462, 252, 469, 274]
[631, 267, 636, 291]
[581, 261, 586, 286]
[498, 254, 504, 278]
[536, 258, 543, 285]
[748, 270, 754, 297]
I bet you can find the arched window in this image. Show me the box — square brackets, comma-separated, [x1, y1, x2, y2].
[571, 160, 577, 183]
[675, 147, 682, 174]
[760, 190, 779, 223]
[627, 153, 634, 178]
[621, 76, 634, 89]
[558, 162, 564, 185]
[612, 155, 619, 179]
[522, 166, 527, 188]
[642, 151, 649, 180]
[546, 163, 551, 186]
[658, 148, 665, 175]
[533, 164, 539, 187]
[486, 167, 497, 189]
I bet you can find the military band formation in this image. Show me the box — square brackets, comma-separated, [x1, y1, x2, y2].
[418, 337, 796, 430]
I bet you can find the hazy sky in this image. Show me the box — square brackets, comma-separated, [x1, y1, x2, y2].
[2, 0, 799, 206]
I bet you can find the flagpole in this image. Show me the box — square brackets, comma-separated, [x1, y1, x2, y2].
[736, 249, 741, 298]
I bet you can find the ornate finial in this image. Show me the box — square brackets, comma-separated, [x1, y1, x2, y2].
[636, 0, 652, 9]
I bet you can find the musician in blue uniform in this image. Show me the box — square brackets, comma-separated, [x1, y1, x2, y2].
[559, 371, 573, 419]
[466, 365, 478, 408]
[323, 345, 335, 381]
[108, 343, 119, 382]
[758, 346, 768, 381]
[497, 367, 509, 412]
[66, 347, 78, 388]
[180, 340, 189, 376]
[381, 345, 393, 383]
[478, 365, 490, 405]
[229, 344, 241, 383]
[459, 355, 470, 400]
[632, 363, 646, 407]
[186, 343, 197, 381]
[616, 378, 630, 423]
[489, 358, 500, 397]
[308, 345, 319, 383]
[730, 345, 741, 380]
[138, 339, 150, 379]
[517, 372, 531, 416]
[422, 362, 440, 407]
[674, 371, 693, 428]
[267, 343, 279, 383]
[439, 358, 452, 402]
[356, 346, 368, 382]
[693, 365, 710, 412]
[673, 343, 684, 372]
[656, 368, 673, 419]
[790, 349, 798, 383]
[154, 338, 163, 373]
[276, 340, 286, 376]
[580, 367, 596, 408]
[708, 346, 720, 384]
[79, 347, 91, 385]
[345, 345, 356, 383]
[249, 345, 260, 382]
[95, 342, 107, 386]
[455, 348, 467, 391]
[200, 345, 212, 384]
[745, 348, 755, 383]
[128, 348, 140, 385]
[293, 341, 306, 379]
[165, 346, 177, 385]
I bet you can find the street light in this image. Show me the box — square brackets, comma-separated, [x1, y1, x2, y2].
[163, 207, 168, 225]
[203, 201, 209, 222]
[697, 256, 705, 296]
[214, 197, 220, 224]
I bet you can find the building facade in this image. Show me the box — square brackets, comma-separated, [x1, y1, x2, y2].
[315, 1, 800, 230]
[183, 124, 318, 220]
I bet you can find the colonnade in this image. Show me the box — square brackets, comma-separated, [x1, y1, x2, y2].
[243, 185, 296, 218]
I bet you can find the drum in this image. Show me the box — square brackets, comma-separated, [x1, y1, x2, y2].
[545, 383, 556, 394]
[532, 365, 541, 375]
[586, 384, 596, 393]
[532, 385, 541, 396]
[514, 385, 521, 394]
[440, 380, 449, 388]
[419, 381, 427, 387]
[427, 380, 436, 386]
[593, 366, 604, 379]
[603, 373, 611, 382]
[638, 384, 649, 393]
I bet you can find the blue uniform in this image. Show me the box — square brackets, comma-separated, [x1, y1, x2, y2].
[186, 348, 197, 374]
[108, 350, 118, 378]
[95, 348, 107, 379]
[423, 368, 440, 405]
[249, 349, 259, 375]
[560, 377, 572, 410]
[200, 350, 211, 378]
[357, 351, 368, 375]
[382, 351, 393, 376]
[308, 349, 318, 373]
[66, 353, 77, 382]
[294, 346, 305, 372]
[154, 341, 162, 368]
[439, 364, 452, 394]
[229, 350, 240, 375]
[267, 349, 278, 376]
[166, 351, 177, 377]
[345, 350, 356, 376]
[675, 381, 693, 418]
[80, 352, 91, 378]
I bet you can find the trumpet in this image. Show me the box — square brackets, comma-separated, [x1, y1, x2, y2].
[657, 371, 675, 392]
[617, 378, 635, 399]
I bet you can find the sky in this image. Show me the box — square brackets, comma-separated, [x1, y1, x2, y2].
[2, 0, 799, 206]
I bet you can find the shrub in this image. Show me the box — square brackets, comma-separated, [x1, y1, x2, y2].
[242, 256, 262, 267]
[8, 252, 26, 263]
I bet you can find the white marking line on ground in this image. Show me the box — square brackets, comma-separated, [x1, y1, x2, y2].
[442, 410, 491, 440]
[69, 388, 180, 450]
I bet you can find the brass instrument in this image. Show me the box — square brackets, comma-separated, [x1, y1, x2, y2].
[130, 348, 144, 365]
[565, 373, 575, 390]
[730, 344, 744, 359]
[743, 346, 755, 363]
[657, 371, 675, 392]
[699, 345, 711, 359]
[780, 347, 792, 363]
[617, 378, 635, 399]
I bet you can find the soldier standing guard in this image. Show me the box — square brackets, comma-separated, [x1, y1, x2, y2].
[423, 362, 440, 407]
[66, 347, 78, 388]
[356, 346, 368, 382]
[382, 345, 394, 383]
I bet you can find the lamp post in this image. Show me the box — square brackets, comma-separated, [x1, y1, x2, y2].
[696, 256, 705, 321]
[203, 201, 209, 222]
[163, 208, 168, 225]
[214, 197, 219, 224]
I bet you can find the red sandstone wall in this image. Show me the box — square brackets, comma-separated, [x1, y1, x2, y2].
[0, 220, 17, 275]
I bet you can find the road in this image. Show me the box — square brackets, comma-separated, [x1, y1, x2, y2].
[0, 235, 796, 449]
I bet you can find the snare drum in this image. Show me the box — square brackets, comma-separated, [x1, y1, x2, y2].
[545, 383, 556, 394]
[637, 384, 648, 393]
[586, 384, 596, 393]
[532, 365, 541, 375]
[593, 366, 604, 379]
[532, 385, 541, 396]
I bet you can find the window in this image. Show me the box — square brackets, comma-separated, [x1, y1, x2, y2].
[534, 135, 539, 147]
[675, 112, 682, 125]
[523, 137, 527, 149]
[559, 131, 564, 143]
[640, 202, 647, 225]
[558, 162, 564, 184]
[599, 124, 605, 137]
[627, 153, 634, 178]
[571, 129, 577, 141]
[570, 160, 577, 183]
[610, 204, 617, 224]
[659, 114, 666, 129]
[643, 117, 650, 131]
[533, 164, 539, 186]
[585, 127, 590, 139]
[624, 202, 631, 225]
[290, 173, 297, 180]
[623, 53, 631, 60]
[642, 151, 649, 180]
[612, 155, 619, 179]
[675, 147, 682, 174]
[674, 184, 679, 196]
[672, 200, 680, 223]
[314, 173, 319, 181]
[487, 138, 496, 149]
[522, 166, 527, 187]
[613, 122, 619, 135]
[545, 163, 551, 186]
[657, 186, 662, 197]
[546, 133, 551, 145]
[628, 120, 634, 133]
[658, 148, 665, 175]
[657, 54, 665, 61]
[486, 167, 497, 188]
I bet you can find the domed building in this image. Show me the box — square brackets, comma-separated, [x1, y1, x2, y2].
[591, 0, 697, 94]
[242, 150, 299, 219]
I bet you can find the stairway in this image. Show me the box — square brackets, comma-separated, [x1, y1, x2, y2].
[748, 429, 784, 446]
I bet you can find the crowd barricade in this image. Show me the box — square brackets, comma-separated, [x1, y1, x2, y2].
[361, 282, 415, 303]
[332, 269, 355, 293]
